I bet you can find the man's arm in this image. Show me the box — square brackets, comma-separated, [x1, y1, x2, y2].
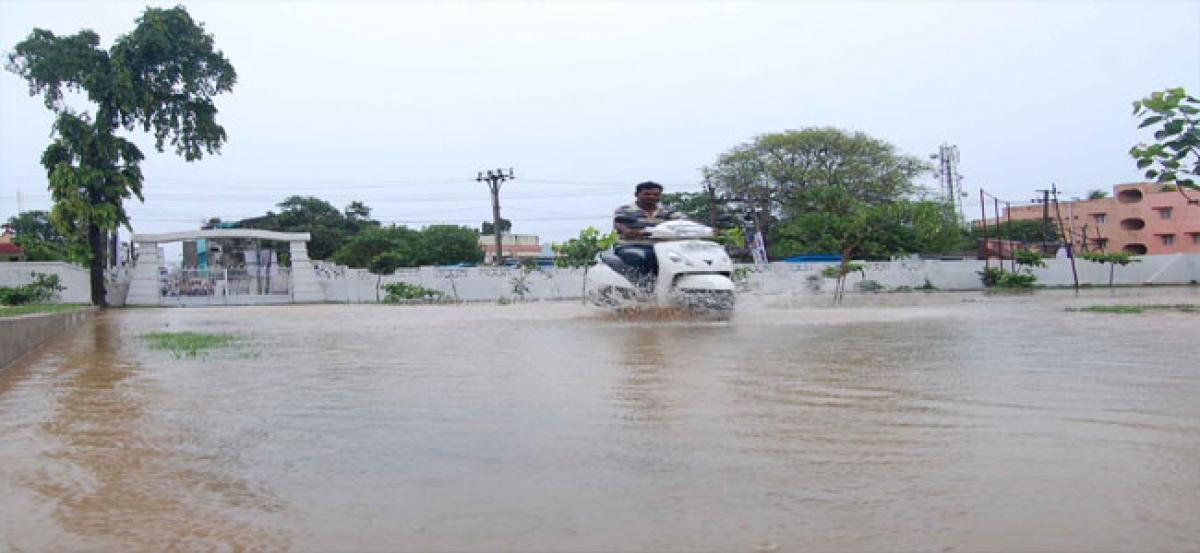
[614, 207, 647, 239]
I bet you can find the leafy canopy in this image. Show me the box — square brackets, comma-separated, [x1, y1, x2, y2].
[5, 210, 89, 262]
[553, 227, 617, 269]
[1130, 87, 1198, 201]
[6, 6, 235, 305]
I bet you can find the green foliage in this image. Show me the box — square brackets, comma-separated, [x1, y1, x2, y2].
[1130, 87, 1199, 192]
[772, 187, 961, 260]
[480, 218, 512, 235]
[1080, 250, 1141, 287]
[977, 266, 1005, 287]
[331, 224, 482, 269]
[554, 227, 618, 269]
[0, 272, 65, 305]
[1014, 248, 1047, 268]
[1067, 304, 1198, 314]
[995, 271, 1038, 288]
[715, 226, 746, 249]
[703, 127, 928, 239]
[555, 227, 618, 302]
[142, 331, 236, 357]
[0, 303, 87, 317]
[1086, 189, 1110, 200]
[381, 282, 445, 303]
[5, 210, 89, 262]
[968, 219, 1059, 245]
[978, 263, 1039, 288]
[509, 265, 542, 300]
[855, 279, 884, 293]
[415, 225, 484, 266]
[730, 265, 754, 282]
[247, 196, 379, 261]
[1079, 251, 1138, 266]
[821, 261, 865, 279]
[6, 6, 236, 305]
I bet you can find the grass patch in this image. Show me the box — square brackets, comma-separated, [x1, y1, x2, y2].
[142, 331, 237, 357]
[0, 304, 89, 318]
[1067, 304, 1200, 314]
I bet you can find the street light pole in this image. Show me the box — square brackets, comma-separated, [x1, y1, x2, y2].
[476, 168, 514, 265]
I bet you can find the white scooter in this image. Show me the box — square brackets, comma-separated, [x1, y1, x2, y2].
[585, 220, 736, 318]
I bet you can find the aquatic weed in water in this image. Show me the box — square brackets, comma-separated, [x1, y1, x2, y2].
[142, 331, 237, 357]
[1066, 304, 1199, 315]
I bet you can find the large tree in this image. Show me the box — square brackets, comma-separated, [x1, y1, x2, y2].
[7, 7, 236, 305]
[702, 127, 928, 243]
[237, 196, 379, 261]
[771, 187, 960, 261]
[331, 224, 482, 269]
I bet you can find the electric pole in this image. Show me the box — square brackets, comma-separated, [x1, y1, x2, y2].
[703, 180, 719, 228]
[1032, 188, 1052, 253]
[477, 168, 514, 266]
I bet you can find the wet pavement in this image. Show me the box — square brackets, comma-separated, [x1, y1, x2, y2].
[2, 288, 1198, 551]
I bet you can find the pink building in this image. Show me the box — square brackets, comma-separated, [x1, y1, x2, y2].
[1005, 182, 1200, 255]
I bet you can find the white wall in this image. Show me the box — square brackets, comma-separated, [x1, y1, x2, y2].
[8, 254, 1198, 305]
[0, 262, 91, 303]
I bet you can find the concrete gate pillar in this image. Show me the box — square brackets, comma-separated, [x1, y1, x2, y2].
[125, 242, 162, 306]
[289, 240, 324, 302]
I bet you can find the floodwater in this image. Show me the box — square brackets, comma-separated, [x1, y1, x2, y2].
[2, 288, 1198, 551]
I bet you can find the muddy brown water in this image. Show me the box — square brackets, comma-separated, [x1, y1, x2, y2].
[2, 288, 1198, 551]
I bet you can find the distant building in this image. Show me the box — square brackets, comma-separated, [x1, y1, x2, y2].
[1005, 182, 1200, 255]
[479, 234, 541, 264]
[0, 224, 25, 262]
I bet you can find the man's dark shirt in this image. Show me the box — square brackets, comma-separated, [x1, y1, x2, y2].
[613, 203, 685, 245]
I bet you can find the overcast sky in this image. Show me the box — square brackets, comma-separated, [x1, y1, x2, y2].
[2, 0, 1198, 245]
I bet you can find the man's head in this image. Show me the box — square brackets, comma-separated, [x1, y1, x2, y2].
[634, 181, 664, 208]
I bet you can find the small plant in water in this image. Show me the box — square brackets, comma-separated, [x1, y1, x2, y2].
[1067, 304, 1199, 314]
[143, 331, 237, 357]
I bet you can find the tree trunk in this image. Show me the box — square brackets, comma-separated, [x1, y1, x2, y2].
[87, 223, 108, 307]
[1109, 264, 1115, 288]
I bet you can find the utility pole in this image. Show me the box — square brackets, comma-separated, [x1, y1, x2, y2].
[1048, 183, 1079, 289]
[703, 180, 719, 229]
[476, 168, 514, 266]
[1032, 188, 1052, 253]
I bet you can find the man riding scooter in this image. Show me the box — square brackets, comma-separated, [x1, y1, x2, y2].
[612, 181, 687, 291]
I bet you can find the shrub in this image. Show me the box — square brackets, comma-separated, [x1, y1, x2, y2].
[381, 282, 445, 303]
[0, 272, 64, 305]
[977, 266, 1005, 287]
[996, 271, 1038, 288]
[855, 279, 885, 293]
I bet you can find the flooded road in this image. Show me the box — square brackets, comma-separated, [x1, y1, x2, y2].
[2, 288, 1198, 551]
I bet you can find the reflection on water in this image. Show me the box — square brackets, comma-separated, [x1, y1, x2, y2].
[1, 288, 1199, 551]
[0, 316, 289, 550]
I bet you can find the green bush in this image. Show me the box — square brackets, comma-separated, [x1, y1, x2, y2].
[855, 279, 885, 293]
[996, 271, 1038, 288]
[381, 281, 445, 303]
[0, 272, 64, 305]
[977, 266, 1005, 287]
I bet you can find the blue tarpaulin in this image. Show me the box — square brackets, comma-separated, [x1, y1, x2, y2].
[781, 254, 842, 263]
